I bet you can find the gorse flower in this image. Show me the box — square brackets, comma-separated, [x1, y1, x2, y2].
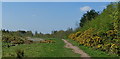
[68, 28, 120, 55]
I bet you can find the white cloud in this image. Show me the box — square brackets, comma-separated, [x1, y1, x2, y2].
[80, 6, 92, 12]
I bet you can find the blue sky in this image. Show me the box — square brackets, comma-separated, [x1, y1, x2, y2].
[0, 2, 2, 29]
[2, 2, 110, 34]
[2, 0, 117, 2]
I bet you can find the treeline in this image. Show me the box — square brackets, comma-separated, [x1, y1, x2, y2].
[2, 29, 32, 44]
[69, 2, 120, 56]
[2, 27, 73, 43]
[34, 28, 73, 38]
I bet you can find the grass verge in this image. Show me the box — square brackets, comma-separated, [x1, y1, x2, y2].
[66, 39, 119, 58]
[2, 38, 80, 57]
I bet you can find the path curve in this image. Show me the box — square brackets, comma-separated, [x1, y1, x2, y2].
[62, 39, 91, 59]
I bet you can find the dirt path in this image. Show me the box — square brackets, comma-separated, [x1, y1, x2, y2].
[62, 39, 91, 59]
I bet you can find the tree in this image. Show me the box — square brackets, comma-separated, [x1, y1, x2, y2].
[118, 2, 120, 32]
[26, 31, 33, 37]
[79, 9, 99, 27]
[35, 31, 38, 35]
[51, 30, 57, 34]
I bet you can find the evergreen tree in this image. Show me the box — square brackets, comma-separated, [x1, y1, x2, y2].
[79, 9, 99, 27]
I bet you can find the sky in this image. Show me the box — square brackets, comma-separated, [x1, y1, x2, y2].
[1, 0, 118, 2]
[2, 2, 110, 34]
[0, 2, 2, 29]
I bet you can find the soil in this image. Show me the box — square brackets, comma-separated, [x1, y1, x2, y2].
[62, 39, 91, 59]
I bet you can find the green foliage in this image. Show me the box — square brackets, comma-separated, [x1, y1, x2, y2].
[79, 9, 99, 27]
[66, 39, 118, 57]
[2, 39, 80, 57]
[2, 31, 26, 44]
[50, 28, 73, 39]
[69, 2, 120, 56]
[16, 49, 24, 59]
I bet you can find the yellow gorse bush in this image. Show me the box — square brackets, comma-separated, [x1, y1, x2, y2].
[68, 28, 120, 55]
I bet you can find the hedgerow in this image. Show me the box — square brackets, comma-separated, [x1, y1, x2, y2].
[68, 2, 120, 56]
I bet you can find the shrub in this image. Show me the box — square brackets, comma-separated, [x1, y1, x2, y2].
[16, 49, 24, 59]
[68, 28, 120, 55]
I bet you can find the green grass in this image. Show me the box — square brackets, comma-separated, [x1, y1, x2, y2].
[66, 39, 119, 57]
[2, 38, 80, 57]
